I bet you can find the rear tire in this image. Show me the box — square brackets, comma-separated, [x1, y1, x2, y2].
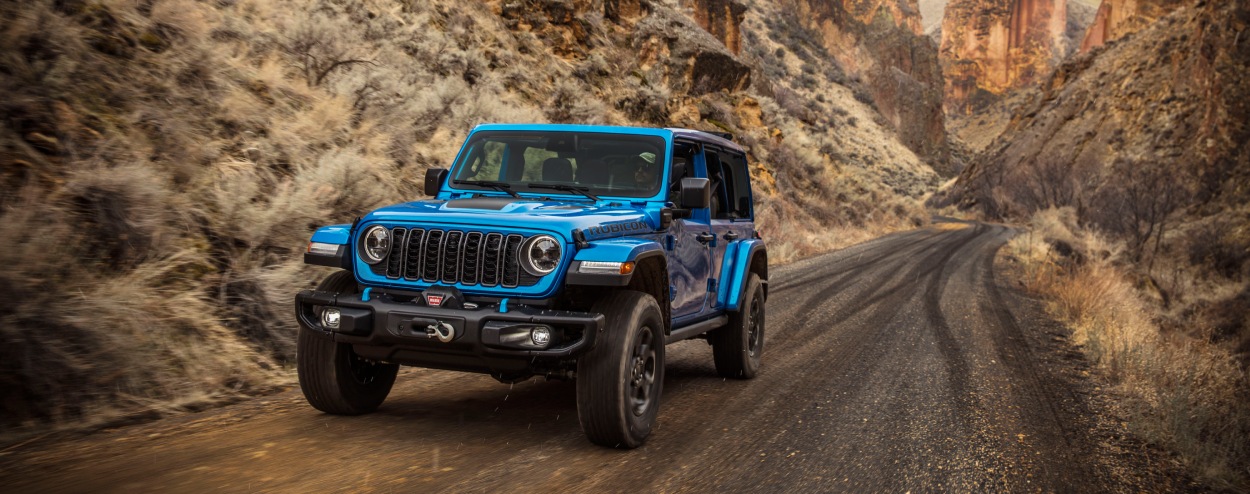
[298, 271, 398, 415]
[576, 290, 665, 448]
[712, 273, 764, 379]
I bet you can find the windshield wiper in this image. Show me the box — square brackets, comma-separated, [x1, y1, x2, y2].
[528, 183, 600, 201]
[452, 180, 520, 198]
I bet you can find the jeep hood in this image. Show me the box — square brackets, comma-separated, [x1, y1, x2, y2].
[361, 198, 655, 241]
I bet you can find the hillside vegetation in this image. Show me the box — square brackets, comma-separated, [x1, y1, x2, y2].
[0, 0, 938, 435]
[937, 0, 1250, 486]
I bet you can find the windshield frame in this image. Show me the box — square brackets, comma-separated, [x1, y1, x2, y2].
[446, 129, 671, 201]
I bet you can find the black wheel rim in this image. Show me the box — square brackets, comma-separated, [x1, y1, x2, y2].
[628, 325, 657, 417]
[347, 351, 382, 386]
[747, 293, 763, 358]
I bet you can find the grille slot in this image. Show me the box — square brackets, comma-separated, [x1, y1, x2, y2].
[384, 227, 408, 279]
[441, 231, 464, 284]
[461, 232, 483, 285]
[402, 229, 425, 280]
[481, 233, 503, 287]
[503, 234, 523, 287]
[422, 230, 444, 282]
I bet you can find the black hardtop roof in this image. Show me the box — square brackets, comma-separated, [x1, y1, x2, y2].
[667, 128, 745, 153]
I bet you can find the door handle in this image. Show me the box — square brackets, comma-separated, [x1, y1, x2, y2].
[696, 232, 716, 243]
[723, 231, 739, 241]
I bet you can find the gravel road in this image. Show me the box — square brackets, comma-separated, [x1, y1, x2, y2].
[0, 220, 1190, 493]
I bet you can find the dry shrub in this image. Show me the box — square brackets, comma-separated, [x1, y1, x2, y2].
[0, 183, 283, 432]
[1010, 209, 1250, 489]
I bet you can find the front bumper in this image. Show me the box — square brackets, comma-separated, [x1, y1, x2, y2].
[294, 287, 604, 376]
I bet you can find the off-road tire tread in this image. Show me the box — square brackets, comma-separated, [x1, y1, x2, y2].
[577, 290, 665, 448]
[298, 271, 399, 415]
[712, 273, 764, 379]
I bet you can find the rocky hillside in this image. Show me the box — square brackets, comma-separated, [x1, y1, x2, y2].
[0, 0, 940, 433]
[1079, 0, 1185, 51]
[936, 2, 1250, 483]
[776, 0, 952, 172]
[937, 0, 1250, 351]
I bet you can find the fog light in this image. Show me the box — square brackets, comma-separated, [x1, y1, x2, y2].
[321, 307, 341, 329]
[531, 326, 552, 347]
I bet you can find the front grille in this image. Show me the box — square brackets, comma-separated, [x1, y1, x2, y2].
[368, 227, 541, 288]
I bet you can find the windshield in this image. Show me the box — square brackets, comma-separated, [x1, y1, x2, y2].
[450, 131, 667, 199]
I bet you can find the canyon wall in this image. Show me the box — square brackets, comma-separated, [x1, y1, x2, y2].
[1079, 0, 1186, 52]
[782, 0, 950, 166]
[939, 0, 1076, 114]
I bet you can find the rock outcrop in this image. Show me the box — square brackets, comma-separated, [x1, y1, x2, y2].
[682, 0, 748, 54]
[939, 0, 1078, 114]
[782, 0, 950, 166]
[631, 5, 752, 95]
[1079, 0, 1186, 52]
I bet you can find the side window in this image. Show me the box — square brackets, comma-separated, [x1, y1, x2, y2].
[704, 149, 732, 219]
[671, 143, 696, 202]
[720, 151, 752, 219]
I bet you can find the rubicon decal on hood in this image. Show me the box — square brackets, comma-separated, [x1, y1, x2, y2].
[575, 220, 651, 242]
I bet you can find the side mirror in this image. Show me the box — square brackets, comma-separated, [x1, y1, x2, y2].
[679, 177, 711, 210]
[424, 168, 449, 197]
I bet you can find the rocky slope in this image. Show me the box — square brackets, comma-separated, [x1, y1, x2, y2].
[0, 0, 939, 433]
[937, 0, 1250, 348]
[775, 0, 951, 170]
[1079, 0, 1186, 51]
[935, 3, 1250, 484]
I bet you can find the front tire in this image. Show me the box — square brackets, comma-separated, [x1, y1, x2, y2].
[576, 290, 665, 448]
[712, 273, 765, 379]
[298, 271, 399, 415]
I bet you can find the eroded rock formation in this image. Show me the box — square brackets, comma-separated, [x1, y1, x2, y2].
[631, 5, 752, 95]
[782, 0, 950, 166]
[1079, 0, 1186, 52]
[682, 0, 748, 54]
[940, 0, 1075, 114]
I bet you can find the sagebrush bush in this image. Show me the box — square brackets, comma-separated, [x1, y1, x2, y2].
[1010, 210, 1250, 489]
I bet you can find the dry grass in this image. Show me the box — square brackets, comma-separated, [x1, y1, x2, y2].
[1008, 209, 1250, 489]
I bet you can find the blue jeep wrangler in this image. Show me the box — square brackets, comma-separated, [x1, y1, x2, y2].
[295, 124, 768, 448]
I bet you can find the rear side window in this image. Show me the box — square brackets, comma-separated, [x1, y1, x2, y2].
[721, 151, 752, 219]
[704, 149, 730, 219]
[705, 148, 752, 220]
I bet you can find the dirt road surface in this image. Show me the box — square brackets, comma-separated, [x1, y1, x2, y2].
[0, 220, 1190, 492]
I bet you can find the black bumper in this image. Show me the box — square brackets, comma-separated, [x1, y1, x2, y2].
[294, 288, 604, 376]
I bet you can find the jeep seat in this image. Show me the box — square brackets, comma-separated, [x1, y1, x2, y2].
[542, 158, 574, 182]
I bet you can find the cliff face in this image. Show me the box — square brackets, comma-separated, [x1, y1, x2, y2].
[940, 0, 1076, 114]
[942, 0, 1249, 235]
[782, 0, 950, 166]
[683, 0, 748, 54]
[1079, 0, 1185, 51]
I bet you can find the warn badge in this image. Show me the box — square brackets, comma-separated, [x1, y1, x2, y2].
[425, 294, 445, 306]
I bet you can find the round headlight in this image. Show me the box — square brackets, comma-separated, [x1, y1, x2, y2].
[520, 235, 562, 276]
[359, 225, 391, 265]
